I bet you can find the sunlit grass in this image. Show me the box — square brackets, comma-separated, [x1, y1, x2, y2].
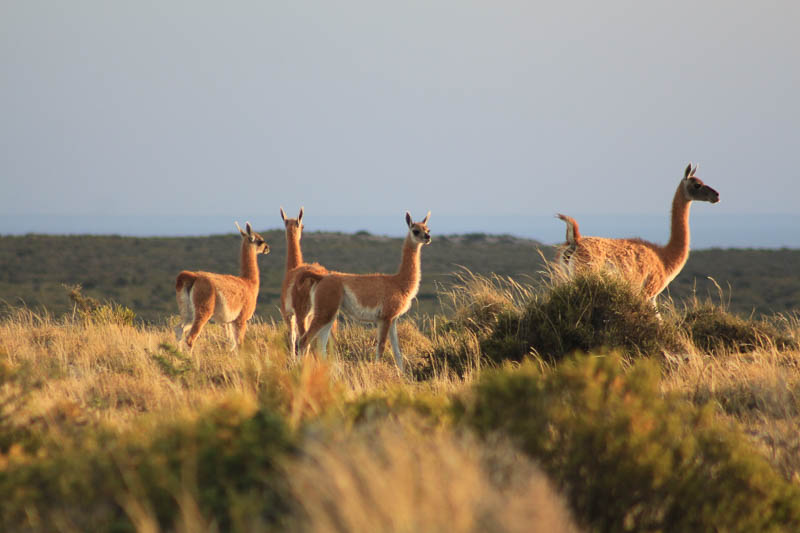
[2, 267, 800, 532]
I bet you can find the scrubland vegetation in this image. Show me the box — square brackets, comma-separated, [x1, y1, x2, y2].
[2, 232, 800, 322]
[2, 262, 800, 532]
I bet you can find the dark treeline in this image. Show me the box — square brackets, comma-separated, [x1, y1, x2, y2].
[1, 232, 798, 323]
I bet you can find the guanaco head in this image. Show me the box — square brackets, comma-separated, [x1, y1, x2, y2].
[235, 221, 270, 255]
[280, 207, 304, 238]
[405, 211, 432, 245]
[682, 163, 720, 204]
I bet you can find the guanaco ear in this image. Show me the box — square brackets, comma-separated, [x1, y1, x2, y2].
[691, 163, 699, 176]
[422, 211, 431, 225]
[298, 207, 304, 223]
[280, 207, 287, 223]
[245, 222, 254, 239]
[684, 163, 693, 179]
[235, 221, 247, 237]
[405, 211, 413, 228]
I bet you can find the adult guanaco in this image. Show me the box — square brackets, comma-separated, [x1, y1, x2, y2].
[295, 211, 432, 370]
[556, 163, 719, 300]
[174, 222, 269, 352]
[279, 207, 330, 357]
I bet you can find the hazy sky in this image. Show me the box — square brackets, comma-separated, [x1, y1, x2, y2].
[2, 1, 798, 221]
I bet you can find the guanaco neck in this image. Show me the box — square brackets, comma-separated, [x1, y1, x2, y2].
[239, 240, 260, 286]
[395, 234, 423, 293]
[285, 228, 303, 272]
[661, 183, 692, 275]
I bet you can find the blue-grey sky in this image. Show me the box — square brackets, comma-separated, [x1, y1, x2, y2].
[1, 1, 798, 221]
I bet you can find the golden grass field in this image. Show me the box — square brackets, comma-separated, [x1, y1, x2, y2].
[2, 269, 800, 532]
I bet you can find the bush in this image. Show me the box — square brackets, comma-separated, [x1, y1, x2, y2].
[412, 329, 483, 380]
[422, 270, 531, 376]
[0, 398, 295, 532]
[0, 361, 43, 455]
[66, 284, 136, 326]
[342, 390, 453, 428]
[89, 302, 137, 326]
[484, 271, 681, 363]
[682, 301, 797, 354]
[458, 354, 800, 532]
[438, 270, 529, 337]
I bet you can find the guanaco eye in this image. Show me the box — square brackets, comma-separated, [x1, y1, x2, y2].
[413, 229, 420, 236]
[693, 182, 701, 189]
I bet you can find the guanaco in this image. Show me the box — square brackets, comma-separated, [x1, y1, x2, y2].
[174, 222, 269, 352]
[556, 163, 719, 300]
[279, 207, 331, 357]
[295, 211, 432, 370]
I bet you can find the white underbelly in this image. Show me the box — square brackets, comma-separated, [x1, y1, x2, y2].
[341, 286, 382, 322]
[213, 290, 241, 323]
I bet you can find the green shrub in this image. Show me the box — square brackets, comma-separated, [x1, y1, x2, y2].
[66, 284, 136, 326]
[484, 271, 681, 363]
[411, 328, 482, 381]
[0, 361, 43, 455]
[0, 399, 295, 532]
[90, 302, 137, 326]
[682, 301, 797, 354]
[342, 390, 453, 428]
[149, 342, 193, 380]
[131, 400, 294, 530]
[423, 269, 532, 375]
[458, 354, 800, 532]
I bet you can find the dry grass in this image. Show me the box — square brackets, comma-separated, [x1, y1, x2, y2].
[436, 267, 533, 336]
[655, 292, 800, 483]
[1, 304, 572, 532]
[288, 417, 580, 533]
[662, 342, 800, 483]
[8, 280, 798, 478]
[4, 270, 800, 531]
[0, 307, 467, 432]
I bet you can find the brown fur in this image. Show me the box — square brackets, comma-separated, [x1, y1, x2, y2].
[556, 164, 719, 300]
[279, 207, 335, 357]
[296, 211, 432, 370]
[174, 222, 269, 352]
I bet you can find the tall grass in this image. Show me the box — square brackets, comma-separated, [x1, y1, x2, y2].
[2, 266, 800, 532]
[288, 417, 579, 533]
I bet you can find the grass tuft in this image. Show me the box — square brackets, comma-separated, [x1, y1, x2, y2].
[481, 269, 683, 363]
[682, 300, 797, 354]
[288, 417, 580, 533]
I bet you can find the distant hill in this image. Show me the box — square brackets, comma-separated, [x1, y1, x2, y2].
[0, 232, 798, 323]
